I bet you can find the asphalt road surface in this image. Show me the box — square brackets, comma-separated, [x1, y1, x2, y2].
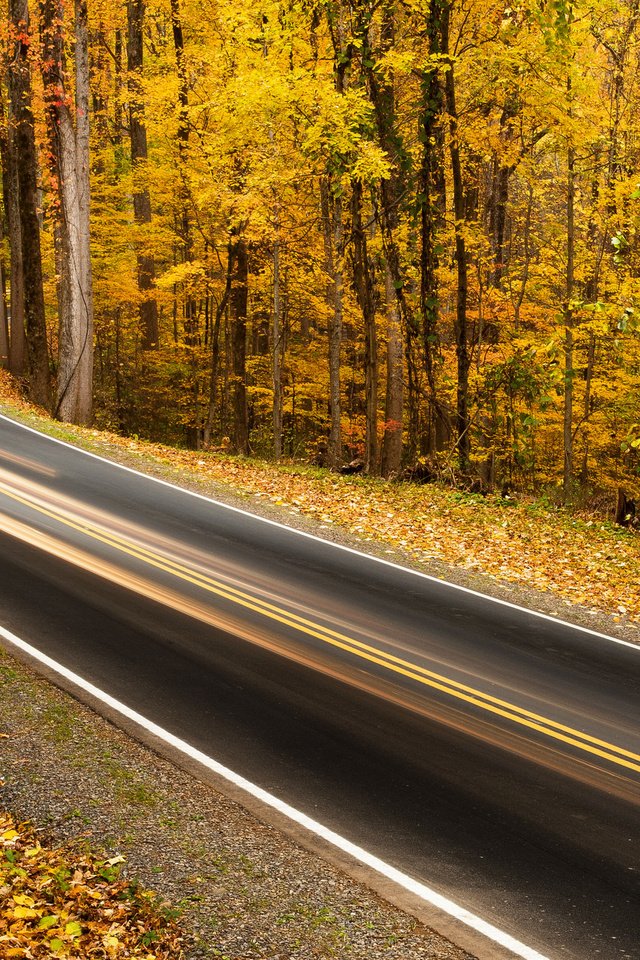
[0, 413, 639, 960]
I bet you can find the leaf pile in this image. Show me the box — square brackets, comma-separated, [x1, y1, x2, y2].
[0, 814, 185, 959]
[1, 370, 639, 626]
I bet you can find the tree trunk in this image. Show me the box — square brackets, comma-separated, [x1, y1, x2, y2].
[0, 217, 8, 368]
[204, 242, 234, 446]
[563, 136, 575, 494]
[10, 0, 52, 408]
[41, 0, 94, 424]
[351, 179, 378, 475]
[513, 183, 533, 330]
[170, 0, 197, 343]
[230, 236, 249, 455]
[419, 0, 448, 447]
[361, 2, 406, 478]
[320, 177, 343, 470]
[490, 160, 511, 289]
[579, 331, 595, 485]
[114, 29, 124, 143]
[127, 0, 159, 349]
[0, 97, 26, 376]
[272, 232, 283, 459]
[443, 3, 470, 474]
[405, 313, 421, 460]
[381, 262, 403, 477]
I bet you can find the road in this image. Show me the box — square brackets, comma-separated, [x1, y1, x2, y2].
[0, 413, 639, 960]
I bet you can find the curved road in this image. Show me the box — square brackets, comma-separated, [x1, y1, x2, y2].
[0, 413, 639, 959]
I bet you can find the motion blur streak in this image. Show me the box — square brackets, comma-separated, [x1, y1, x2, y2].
[0, 450, 57, 477]
[1, 471, 640, 785]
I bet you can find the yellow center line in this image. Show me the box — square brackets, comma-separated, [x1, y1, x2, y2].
[3, 481, 640, 776]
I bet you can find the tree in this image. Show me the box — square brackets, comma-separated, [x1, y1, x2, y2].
[230, 233, 249, 454]
[320, 176, 344, 470]
[9, 0, 51, 407]
[41, 0, 94, 424]
[127, 0, 159, 350]
[361, 0, 408, 477]
[1, 65, 26, 376]
[0, 216, 8, 368]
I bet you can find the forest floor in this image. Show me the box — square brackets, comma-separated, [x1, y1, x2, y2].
[1, 370, 639, 960]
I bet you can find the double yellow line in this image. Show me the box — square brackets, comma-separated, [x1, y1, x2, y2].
[2, 479, 640, 776]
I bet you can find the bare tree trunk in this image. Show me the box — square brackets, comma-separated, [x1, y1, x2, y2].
[114, 29, 124, 143]
[41, 0, 94, 424]
[272, 230, 283, 459]
[443, 3, 470, 474]
[320, 177, 343, 470]
[360, 2, 406, 478]
[170, 0, 195, 337]
[0, 98, 26, 375]
[323, 2, 351, 470]
[230, 236, 249, 455]
[579, 331, 595, 485]
[10, 0, 52, 407]
[0, 217, 8, 367]
[381, 262, 403, 476]
[405, 312, 421, 460]
[204, 242, 234, 446]
[563, 137, 575, 494]
[170, 0, 200, 445]
[127, 0, 159, 350]
[489, 149, 515, 289]
[351, 179, 378, 475]
[419, 0, 448, 447]
[512, 183, 533, 330]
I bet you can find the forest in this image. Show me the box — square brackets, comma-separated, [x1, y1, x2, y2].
[1, 0, 640, 502]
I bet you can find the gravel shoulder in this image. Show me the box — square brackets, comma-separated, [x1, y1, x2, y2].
[0, 647, 474, 960]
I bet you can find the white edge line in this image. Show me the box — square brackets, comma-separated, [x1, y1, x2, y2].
[0, 624, 551, 960]
[1, 411, 637, 652]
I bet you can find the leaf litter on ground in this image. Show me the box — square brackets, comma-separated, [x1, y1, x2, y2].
[0, 813, 185, 959]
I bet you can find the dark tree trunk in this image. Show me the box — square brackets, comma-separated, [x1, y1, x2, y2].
[170, 0, 197, 347]
[419, 0, 448, 447]
[488, 96, 518, 290]
[579, 331, 596, 485]
[563, 136, 575, 494]
[9, 0, 51, 407]
[443, 2, 470, 474]
[0, 216, 8, 368]
[128, 0, 159, 349]
[230, 236, 249, 455]
[204, 241, 234, 446]
[615, 488, 636, 527]
[381, 263, 403, 477]
[1, 68, 25, 375]
[362, 1, 406, 477]
[272, 232, 283, 459]
[320, 176, 343, 470]
[490, 161, 510, 288]
[351, 179, 378, 475]
[114, 29, 124, 143]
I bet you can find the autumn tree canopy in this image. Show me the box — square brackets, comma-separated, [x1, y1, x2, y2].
[1, 0, 640, 499]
